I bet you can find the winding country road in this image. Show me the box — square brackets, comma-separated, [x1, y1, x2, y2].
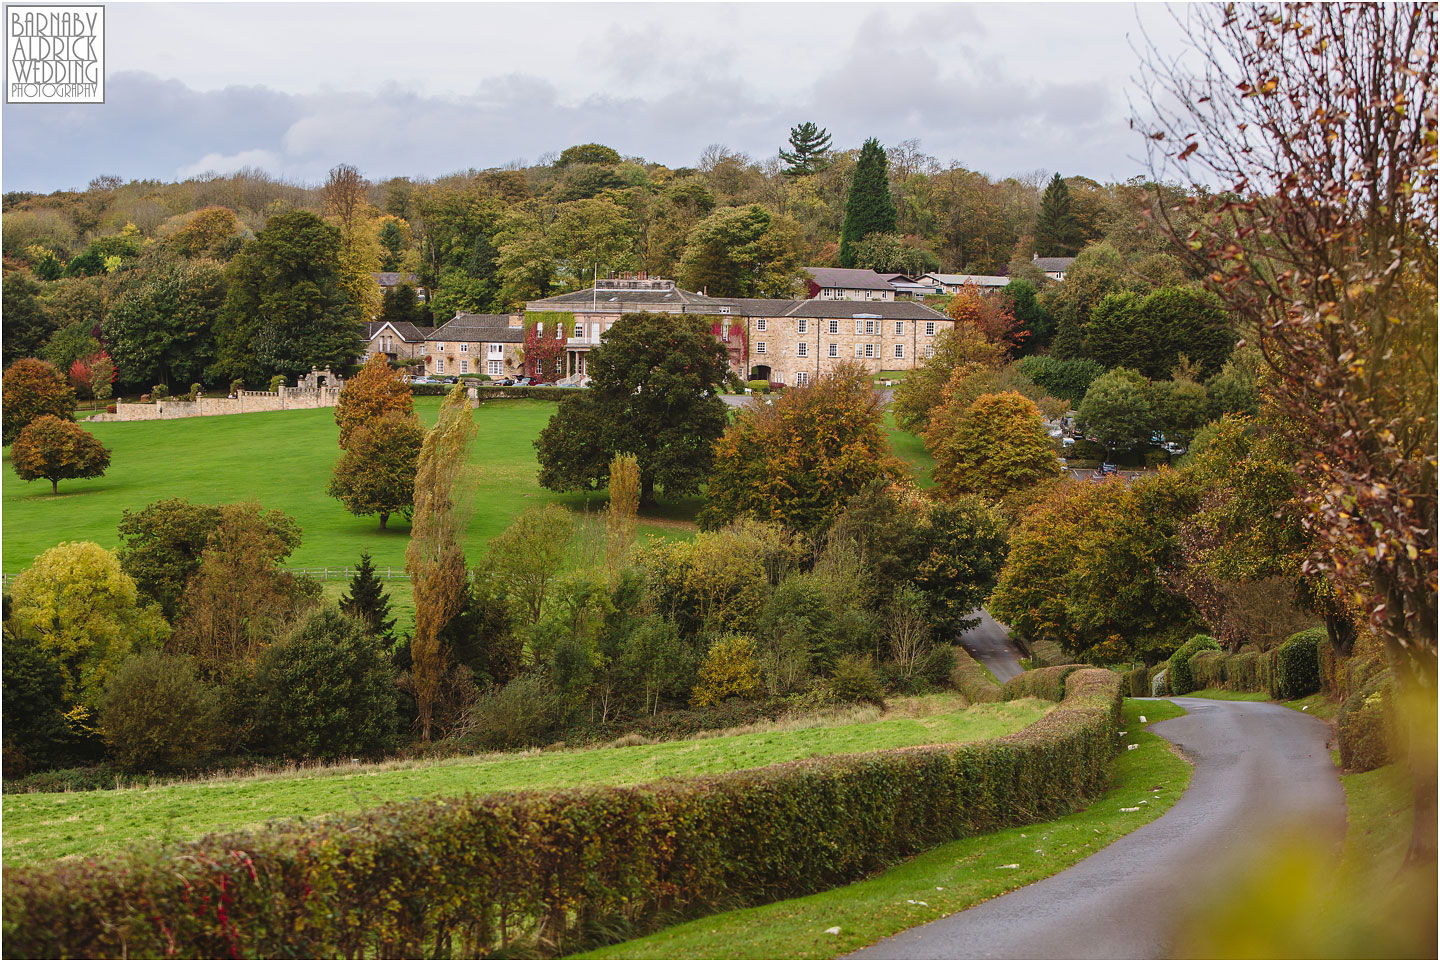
[957, 610, 1024, 682]
[851, 697, 1345, 959]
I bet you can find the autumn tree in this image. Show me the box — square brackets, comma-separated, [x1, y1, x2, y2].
[839, 138, 897, 267]
[702, 363, 906, 533]
[333, 353, 415, 448]
[486, 504, 576, 625]
[167, 206, 243, 260]
[604, 452, 641, 579]
[170, 502, 312, 677]
[404, 385, 476, 740]
[3, 358, 76, 443]
[989, 472, 1203, 664]
[891, 322, 1003, 432]
[926, 390, 1062, 501]
[946, 283, 1027, 356]
[10, 415, 111, 494]
[779, 121, 833, 177]
[549, 197, 637, 286]
[327, 410, 424, 529]
[536, 313, 729, 506]
[8, 542, 169, 713]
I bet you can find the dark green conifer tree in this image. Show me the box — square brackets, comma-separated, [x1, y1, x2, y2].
[340, 551, 396, 644]
[839, 138, 897, 267]
[1034, 173, 1082, 257]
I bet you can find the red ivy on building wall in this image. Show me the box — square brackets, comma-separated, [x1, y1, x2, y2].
[524, 324, 568, 381]
[710, 320, 748, 376]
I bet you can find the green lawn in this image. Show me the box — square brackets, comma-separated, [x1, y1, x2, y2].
[5, 398, 931, 576]
[2, 399, 698, 574]
[885, 410, 933, 488]
[579, 699, 1192, 959]
[1, 696, 1047, 866]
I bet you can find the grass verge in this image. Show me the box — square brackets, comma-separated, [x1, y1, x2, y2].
[1184, 688, 1342, 720]
[1, 695, 1046, 867]
[576, 698, 1191, 960]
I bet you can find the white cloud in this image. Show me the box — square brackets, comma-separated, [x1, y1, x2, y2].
[174, 148, 283, 180]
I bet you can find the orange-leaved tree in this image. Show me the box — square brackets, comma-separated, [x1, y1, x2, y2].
[10, 415, 110, 494]
[925, 389, 1062, 502]
[701, 362, 904, 534]
[334, 352, 414, 449]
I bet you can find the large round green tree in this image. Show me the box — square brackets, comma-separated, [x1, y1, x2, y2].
[212, 210, 363, 385]
[535, 312, 730, 506]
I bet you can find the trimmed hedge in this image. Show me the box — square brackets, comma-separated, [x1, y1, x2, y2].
[1273, 628, 1323, 700]
[1002, 664, 1084, 703]
[475, 386, 585, 402]
[1167, 634, 1221, 695]
[1150, 668, 1169, 697]
[1337, 671, 1398, 772]
[1121, 667, 1149, 698]
[950, 647, 1002, 703]
[1187, 650, 1227, 690]
[3, 672, 1123, 959]
[1027, 639, 1068, 669]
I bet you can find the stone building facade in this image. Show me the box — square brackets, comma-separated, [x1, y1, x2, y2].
[524, 278, 952, 386]
[422, 313, 526, 378]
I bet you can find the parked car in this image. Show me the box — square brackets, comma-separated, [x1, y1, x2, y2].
[1100, 462, 1118, 475]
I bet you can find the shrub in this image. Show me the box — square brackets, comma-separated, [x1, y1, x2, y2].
[255, 608, 397, 759]
[1167, 634, 1221, 695]
[747, 379, 770, 394]
[152, 383, 169, 400]
[830, 654, 886, 706]
[691, 636, 761, 707]
[1121, 666, 1149, 697]
[1150, 668, 1170, 696]
[1337, 671, 1397, 772]
[455, 674, 557, 751]
[186, 382, 203, 402]
[1003, 664, 1083, 702]
[1188, 650, 1227, 690]
[919, 646, 957, 688]
[229, 378, 245, 396]
[1068, 439, 1107, 462]
[0, 671, 1123, 960]
[1144, 449, 1170, 469]
[473, 385, 588, 402]
[950, 647, 1002, 703]
[1272, 627, 1324, 700]
[268, 375, 284, 393]
[99, 651, 223, 772]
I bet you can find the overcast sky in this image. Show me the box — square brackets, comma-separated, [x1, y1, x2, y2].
[1, 2, 1191, 193]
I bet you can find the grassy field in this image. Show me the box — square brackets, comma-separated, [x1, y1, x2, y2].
[5, 398, 932, 575]
[884, 409, 933, 487]
[1, 399, 703, 574]
[580, 698, 1192, 959]
[1, 695, 1048, 866]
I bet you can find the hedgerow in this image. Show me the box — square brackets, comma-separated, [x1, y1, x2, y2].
[1002, 664, 1083, 702]
[1337, 671, 1398, 772]
[949, 647, 1002, 703]
[1121, 667, 1149, 698]
[1167, 634, 1221, 695]
[2, 670, 1122, 959]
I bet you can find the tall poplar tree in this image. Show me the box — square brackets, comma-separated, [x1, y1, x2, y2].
[838, 138, 897, 268]
[1034, 173, 1082, 257]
